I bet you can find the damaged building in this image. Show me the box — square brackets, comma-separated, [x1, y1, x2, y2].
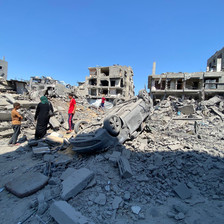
[28, 76, 70, 100]
[0, 56, 8, 80]
[85, 65, 135, 102]
[148, 47, 224, 100]
[207, 47, 224, 72]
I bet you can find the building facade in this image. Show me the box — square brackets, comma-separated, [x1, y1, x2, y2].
[148, 47, 224, 100]
[0, 57, 8, 80]
[86, 65, 135, 101]
[207, 47, 224, 72]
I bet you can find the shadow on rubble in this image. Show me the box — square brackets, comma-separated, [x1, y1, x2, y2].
[0, 124, 224, 224]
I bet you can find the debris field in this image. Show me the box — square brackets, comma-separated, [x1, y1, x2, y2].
[0, 91, 224, 224]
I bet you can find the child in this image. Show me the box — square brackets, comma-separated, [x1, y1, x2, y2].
[8, 102, 23, 146]
[98, 94, 106, 112]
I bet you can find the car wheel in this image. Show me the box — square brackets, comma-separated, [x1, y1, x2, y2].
[74, 120, 89, 133]
[104, 115, 121, 136]
[113, 98, 125, 106]
[138, 89, 149, 101]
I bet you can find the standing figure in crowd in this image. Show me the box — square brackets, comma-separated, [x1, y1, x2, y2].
[8, 102, 23, 146]
[67, 93, 76, 134]
[34, 96, 54, 139]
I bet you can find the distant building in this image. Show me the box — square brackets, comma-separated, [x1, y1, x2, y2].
[0, 57, 8, 80]
[148, 47, 224, 100]
[86, 65, 135, 101]
[207, 47, 224, 72]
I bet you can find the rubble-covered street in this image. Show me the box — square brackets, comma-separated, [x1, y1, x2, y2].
[0, 89, 224, 224]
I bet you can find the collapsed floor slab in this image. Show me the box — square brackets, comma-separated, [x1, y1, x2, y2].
[5, 172, 48, 198]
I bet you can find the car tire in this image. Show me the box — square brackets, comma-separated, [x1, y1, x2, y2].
[138, 89, 149, 101]
[113, 98, 125, 106]
[104, 115, 121, 136]
[74, 120, 89, 134]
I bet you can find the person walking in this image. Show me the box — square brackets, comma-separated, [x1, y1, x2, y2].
[99, 94, 106, 112]
[67, 93, 76, 133]
[8, 102, 23, 146]
[34, 96, 53, 139]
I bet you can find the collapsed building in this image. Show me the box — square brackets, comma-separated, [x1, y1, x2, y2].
[148, 47, 224, 100]
[84, 65, 135, 103]
[28, 76, 71, 100]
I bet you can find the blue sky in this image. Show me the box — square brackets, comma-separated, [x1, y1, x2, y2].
[0, 0, 223, 94]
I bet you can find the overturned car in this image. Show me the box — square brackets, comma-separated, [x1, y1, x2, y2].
[69, 90, 153, 153]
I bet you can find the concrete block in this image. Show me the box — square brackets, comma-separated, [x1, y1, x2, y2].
[32, 146, 51, 154]
[49, 117, 60, 129]
[50, 200, 95, 224]
[0, 112, 11, 121]
[17, 100, 38, 108]
[60, 168, 76, 181]
[173, 182, 192, 199]
[61, 168, 94, 200]
[178, 105, 194, 115]
[5, 172, 48, 198]
[0, 130, 14, 138]
[118, 156, 133, 178]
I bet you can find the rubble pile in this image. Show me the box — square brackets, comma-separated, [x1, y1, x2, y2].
[0, 94, 224, 224]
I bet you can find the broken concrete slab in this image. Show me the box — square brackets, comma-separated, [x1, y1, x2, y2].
[49, 117, 60, 129]
[210, 106, 224, 121]
[5, 172, 48, 198]
[60, 168, 76, 181]
[173, 182, 192, 200]
[32, 146, 51, 154]
[0, 130, 14, 138]
[178, 105, 194, 115]
[50, 200, 95, 224]
[5, 93, 16, 104]
[118, 156, 133, 178]
[203, 96, 222, 106]
[61, 168, 94, 200]
[17, 100, 38, 108]
[0, 112, 11, 121]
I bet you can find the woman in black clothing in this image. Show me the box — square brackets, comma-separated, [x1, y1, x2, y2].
[34, 96, 53, 139]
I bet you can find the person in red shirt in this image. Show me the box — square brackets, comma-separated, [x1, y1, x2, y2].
[67, 93, 76, 133]
[99, 94, 106, 112]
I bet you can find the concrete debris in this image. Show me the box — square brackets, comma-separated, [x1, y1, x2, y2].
[1, 75, 224, 224]
[94, 193, 107, 205]
[131, 205, 141, 214]
[32, 146, 51, 154]
[5, 172, 48, 198]
[61, 168, 94, 200]
[50, 200, 95, 224]
[118, 156, 133, 178]
[173, 182, 192, 200]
